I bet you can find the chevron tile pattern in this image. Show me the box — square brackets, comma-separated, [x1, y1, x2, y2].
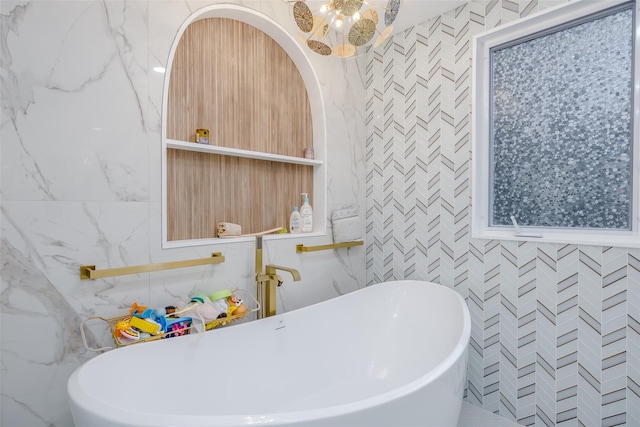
[365, 0, 640, 425]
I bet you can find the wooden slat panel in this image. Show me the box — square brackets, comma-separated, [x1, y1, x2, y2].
[167, 18, 312, 157]
[166, 18, 314, 240]
[167, 149, 314, 240]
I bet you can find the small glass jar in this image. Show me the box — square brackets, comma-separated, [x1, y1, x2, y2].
[303, 147, 314, 159]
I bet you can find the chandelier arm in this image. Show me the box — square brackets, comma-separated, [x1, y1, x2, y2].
[290, 0, 398, 57]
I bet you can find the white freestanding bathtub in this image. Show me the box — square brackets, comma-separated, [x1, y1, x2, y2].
[68, 280, 470, 426]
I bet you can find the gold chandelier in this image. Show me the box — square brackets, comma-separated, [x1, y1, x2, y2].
[290, 0, 402, 58]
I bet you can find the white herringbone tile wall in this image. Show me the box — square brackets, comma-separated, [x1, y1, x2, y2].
[365, 0, 640, 425]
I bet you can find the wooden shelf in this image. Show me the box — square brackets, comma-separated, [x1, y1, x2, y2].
[167, 139, 323, 166]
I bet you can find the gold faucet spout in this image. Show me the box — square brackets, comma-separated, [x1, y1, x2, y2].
[254, 237, 302, 318]
[265, 265, 301, 281]
[256, 265, 302, 319]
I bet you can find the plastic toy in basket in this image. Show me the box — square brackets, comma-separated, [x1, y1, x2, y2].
[176, 289, 259, 332]
[80, 289, 259, 352]
[108, 306, 194, 346]
[166, 317, 190, 338]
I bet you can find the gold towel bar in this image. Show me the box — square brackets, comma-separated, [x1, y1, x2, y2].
[80, 252, 225, 280]
[296, 241, 363, 253]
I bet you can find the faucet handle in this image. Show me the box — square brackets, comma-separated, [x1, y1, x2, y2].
[275, 274, 284, 286]
[265, 264, 301, 281]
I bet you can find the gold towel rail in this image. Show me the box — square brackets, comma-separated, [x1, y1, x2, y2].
[80, 252, 225, 280]
[296, 241, 363, 253]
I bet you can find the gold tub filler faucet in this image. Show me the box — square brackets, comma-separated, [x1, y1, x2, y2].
[255, 235, 301, 318]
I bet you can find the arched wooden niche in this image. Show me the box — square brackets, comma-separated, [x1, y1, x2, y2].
[163, 8, 324, 244]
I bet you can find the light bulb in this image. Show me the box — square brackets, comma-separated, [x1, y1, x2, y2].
[353, 12, 360, 20]
[335, 15, 342, 27]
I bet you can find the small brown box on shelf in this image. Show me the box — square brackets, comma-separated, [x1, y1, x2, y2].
[195, 128, 209, 144]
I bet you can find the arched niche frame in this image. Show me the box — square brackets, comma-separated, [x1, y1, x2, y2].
[161, 4, 327, 248]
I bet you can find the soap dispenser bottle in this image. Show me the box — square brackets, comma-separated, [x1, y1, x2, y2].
[300, 193, 313, 233]
[290, 206, 302, 234]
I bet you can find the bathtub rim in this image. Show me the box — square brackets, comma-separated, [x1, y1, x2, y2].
[68, 280, 471, 426]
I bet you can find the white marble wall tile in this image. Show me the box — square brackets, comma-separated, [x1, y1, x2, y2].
[2, 1, 150, 203]
[2, 0, 366, 425]
[1, 228, 90, 427]
[1, 201, 151, 309]
[267, 235, 365, 313]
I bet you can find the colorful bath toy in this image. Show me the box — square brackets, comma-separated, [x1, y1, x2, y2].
[166, 317, 191, 337]
[233, 299, 247, 315]
[128, 302, 148, 316]
[190, 293, 209, 304]
[117, 329, 139, 343]
[129, 316, 163, 335]
[209, 289, 232, 302]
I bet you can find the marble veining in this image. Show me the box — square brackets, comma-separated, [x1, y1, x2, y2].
[0, 0, 366, 425]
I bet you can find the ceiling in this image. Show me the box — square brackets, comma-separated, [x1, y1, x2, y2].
[391, 0, 468, 34]
[303, 0, 468, 35]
